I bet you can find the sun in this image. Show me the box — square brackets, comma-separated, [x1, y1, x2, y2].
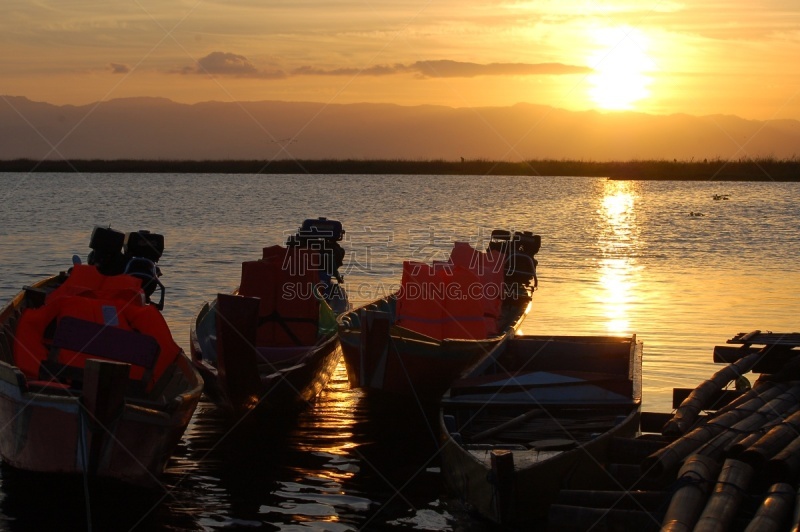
[588, 26, 655, 111]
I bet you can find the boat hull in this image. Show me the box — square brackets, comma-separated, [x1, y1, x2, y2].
[338, 294, 531, 403]
[0, 277, 202, 489]
[439, 335, 643, 526]
[190, 297, 343, 416]
[440, 408, 641, 525]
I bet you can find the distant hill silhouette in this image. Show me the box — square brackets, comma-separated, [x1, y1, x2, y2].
[1, 96, 799, 161]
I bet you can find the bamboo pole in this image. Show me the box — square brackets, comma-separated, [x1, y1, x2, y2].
[696, 402, 800, 461]
[660, 454, 720, 532]
[739, 409, 800, 468]
[713, 379, 776, 416]
[694, 459, 754, 532]
[766, 435, 800, 484]
[642, 384, 791, 479]
[726, 431, 765, 459]
[662, 351, 763, 437]
[744, 483, 795, 532]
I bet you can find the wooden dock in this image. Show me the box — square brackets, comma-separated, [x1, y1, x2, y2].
[546, 331, 800, 531]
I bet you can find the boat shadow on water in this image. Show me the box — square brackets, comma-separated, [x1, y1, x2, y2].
[0, 384, 494, 531]
[0, 464, 179, 531]
[159, 390, 478, 531]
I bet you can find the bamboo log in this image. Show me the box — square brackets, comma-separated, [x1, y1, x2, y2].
[662, 351, 762, 437]
[739, 409, 800, 468]
[696, 402, 800, 461]
[660, 454, 719, 532]
[714, 379, 777, 416]
[765, 434, 800, 484]
[642, 384, 791, 479]
[693, 459, 754, 532]
[726, 431, 766, 459]
[743, 483, 795, 532]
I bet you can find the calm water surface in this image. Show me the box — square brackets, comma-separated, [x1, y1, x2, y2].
[0, 173, 798, 530]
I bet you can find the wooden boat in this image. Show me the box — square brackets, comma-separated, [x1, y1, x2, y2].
[0, 227, 202, 489]
[439, 334, 643, 526]
[338, 230, 540, 403]
[190, 217, 349, 416]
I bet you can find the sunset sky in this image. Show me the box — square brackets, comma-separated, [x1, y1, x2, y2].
[3, 1, 800, 120]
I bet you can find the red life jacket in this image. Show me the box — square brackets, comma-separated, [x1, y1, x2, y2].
[13, 264, 180, 389]
[449, 242, 505, 335]
[239, 247, 321, 347]
[396, 260, 488, 341]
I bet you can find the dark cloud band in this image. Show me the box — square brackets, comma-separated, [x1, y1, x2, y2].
[177, 53, 590, 79]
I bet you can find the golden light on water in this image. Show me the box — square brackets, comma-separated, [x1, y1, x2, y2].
[588, 26, 655, 111]
[600, 258, 632, 333]
[597, 180, 640, 334]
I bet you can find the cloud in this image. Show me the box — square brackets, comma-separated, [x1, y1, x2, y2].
[109, 63, 131, 74]
[177, 53, 589, 80]
[292, 60, 590, 78]
[291, 64, 402, 77]
[410, 60, 591, 77]
[179, 52, 287, 79]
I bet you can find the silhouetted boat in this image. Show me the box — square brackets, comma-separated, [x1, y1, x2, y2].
[337, 230, 539, 403]
[439, 334, 642, 526]
[0, 227, 202, 489]
[190, 218, 349, 416]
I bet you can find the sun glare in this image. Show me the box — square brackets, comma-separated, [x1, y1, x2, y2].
[597, 180, 640, 335]
[588, 26, 655, 111]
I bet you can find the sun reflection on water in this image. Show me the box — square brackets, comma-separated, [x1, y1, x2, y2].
[597, 180, 640, 335]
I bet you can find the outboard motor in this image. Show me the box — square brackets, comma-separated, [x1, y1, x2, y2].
[87, 226, 127, 275]
[124, 230, 164, 263]
[287, 217, 345, 284]
[124, 256, 165, 310]
[123, 230, 166, 310]
[85, 226, 167, 309]
[507, 231, 540, 288]
[488, 229, 541, 292]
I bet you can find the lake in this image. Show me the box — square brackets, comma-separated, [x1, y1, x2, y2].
[0, 173, 798, 530]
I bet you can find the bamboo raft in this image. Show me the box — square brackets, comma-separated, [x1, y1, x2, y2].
[546, 331, 800, 531]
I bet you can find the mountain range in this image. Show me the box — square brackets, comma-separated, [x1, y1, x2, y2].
[1, 96, 798, 161]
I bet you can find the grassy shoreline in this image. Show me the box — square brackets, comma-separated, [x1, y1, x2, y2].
[1, 158, 798, 181]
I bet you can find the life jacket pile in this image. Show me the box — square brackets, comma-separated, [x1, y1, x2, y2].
[237, 245, 322, 347]
[448, 242, 505, 336]
[396, 241, 507, 341]
[13, 264, 180, 390]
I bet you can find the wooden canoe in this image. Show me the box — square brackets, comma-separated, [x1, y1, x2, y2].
[0, 272, 202, 490]
[338, 230, 539, 403]
[190, 217, 349, 416]
[439, 334, 643, 526]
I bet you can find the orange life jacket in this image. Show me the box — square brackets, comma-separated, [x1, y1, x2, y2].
[396, 260, 488, 341]
[239, 247, 321, 347]
[13, 264, 180, 389]
[449, 241, 505, 335]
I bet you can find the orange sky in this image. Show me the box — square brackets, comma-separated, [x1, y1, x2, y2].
[2, 1, 800, 120]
